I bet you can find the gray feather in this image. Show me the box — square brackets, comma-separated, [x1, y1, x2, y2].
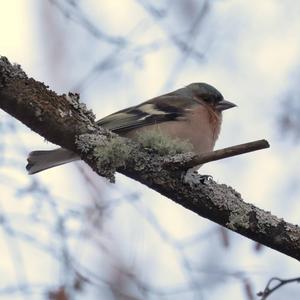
[26, 148, 79, 174]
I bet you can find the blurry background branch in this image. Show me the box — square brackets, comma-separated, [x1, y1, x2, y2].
[258, 277, 300, 300]
[1, 56, 300, 264]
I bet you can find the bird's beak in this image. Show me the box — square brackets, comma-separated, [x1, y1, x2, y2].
[216, 99, 236, 111]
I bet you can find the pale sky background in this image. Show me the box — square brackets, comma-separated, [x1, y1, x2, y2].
[1, 1, 300, 299]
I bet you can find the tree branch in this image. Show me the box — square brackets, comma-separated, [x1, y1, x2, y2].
[1, 56, 300, 262]
[163, 139, 270, 169]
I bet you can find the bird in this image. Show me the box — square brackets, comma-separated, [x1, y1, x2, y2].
[26, 82, 236, 174]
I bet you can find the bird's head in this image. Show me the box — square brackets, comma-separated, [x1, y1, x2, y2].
[185, 82, 236, 111]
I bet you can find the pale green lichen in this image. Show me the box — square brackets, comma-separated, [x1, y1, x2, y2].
[64, 92, 96, 123]
[76, 129, 192, 182]
[136, 129, 193, 156]
[227, 211, 250, 230]
[93, 136, 131, 170]
[76, 133, 99, 153]
[76, 133, 131, 182]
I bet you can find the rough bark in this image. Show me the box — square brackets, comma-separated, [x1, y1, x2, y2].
[1, 56, 300, 262]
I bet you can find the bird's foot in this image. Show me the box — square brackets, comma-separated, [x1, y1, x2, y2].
[199, 174, 213, 184]
[182, 168, 213, 186]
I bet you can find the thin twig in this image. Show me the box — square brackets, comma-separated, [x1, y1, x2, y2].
[257, 276, 300, 299]
[164, 139, 270, 169]
[194, 139, 270, 164]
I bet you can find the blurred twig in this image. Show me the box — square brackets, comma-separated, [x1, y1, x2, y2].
[258, 277, 300, 299]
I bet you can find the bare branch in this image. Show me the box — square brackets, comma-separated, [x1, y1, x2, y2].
[1, 56, 300, 263]
[163, 140, 270, 169]
[258, 277, 300, 299]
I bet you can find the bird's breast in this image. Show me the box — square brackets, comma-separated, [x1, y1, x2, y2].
[124, 105, 222, 156]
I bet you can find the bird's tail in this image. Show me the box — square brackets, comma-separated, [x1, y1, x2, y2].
[26, 148, 79, 174]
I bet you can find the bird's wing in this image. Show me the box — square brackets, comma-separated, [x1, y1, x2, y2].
[97, 95, 199, 133]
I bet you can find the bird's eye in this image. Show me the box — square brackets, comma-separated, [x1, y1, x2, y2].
[201, 94, 218, 104]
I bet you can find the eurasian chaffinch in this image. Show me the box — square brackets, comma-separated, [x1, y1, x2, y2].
[26, 83, 236, 174]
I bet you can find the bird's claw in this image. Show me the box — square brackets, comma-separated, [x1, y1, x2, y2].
[182, 169, 213, 186]
[199, 174, 213, 184]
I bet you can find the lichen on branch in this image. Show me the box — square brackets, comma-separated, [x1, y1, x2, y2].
[76, 133, 132, 182]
